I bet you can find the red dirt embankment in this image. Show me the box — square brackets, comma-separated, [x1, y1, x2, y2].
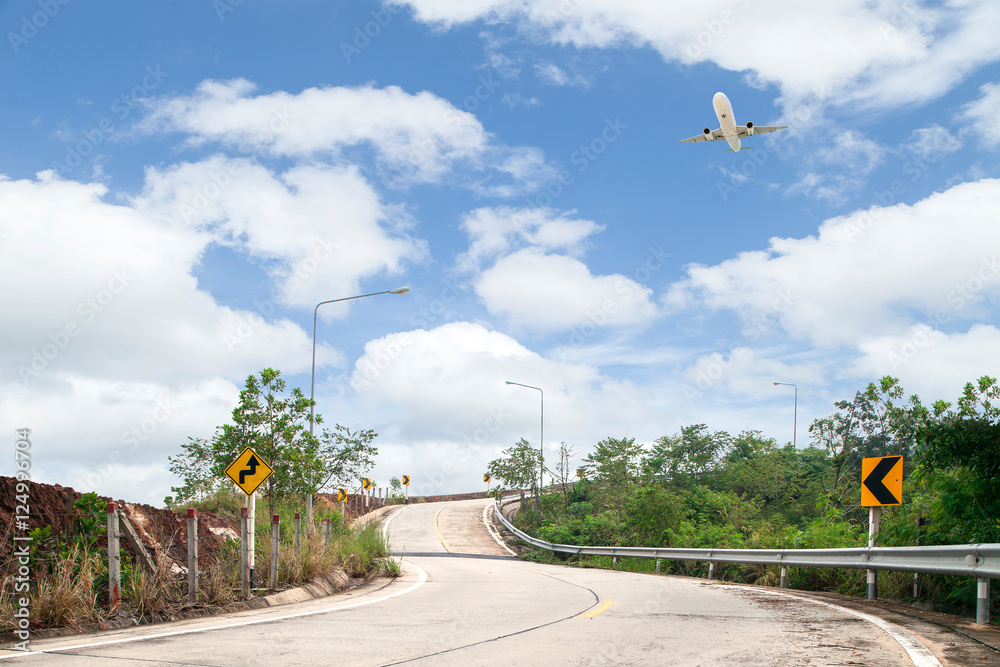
[0, 476, 237, 570]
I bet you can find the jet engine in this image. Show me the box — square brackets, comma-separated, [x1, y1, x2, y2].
[746, 121, 754, 136]
[703, 128, 711, 136]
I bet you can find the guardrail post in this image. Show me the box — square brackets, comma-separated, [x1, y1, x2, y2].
[269, 514, 280, 589]
[655, 558, 661, 574]
[977, 578, 990, 625]
[707, 562, 715, 580]
[612, 556, 617, 569]
[294, 512, 301, 558]
[780, 566, 787, 589]
[106, 502, 121, 613]
[187, 509, 198, 603]
[240, 507, 249, 597]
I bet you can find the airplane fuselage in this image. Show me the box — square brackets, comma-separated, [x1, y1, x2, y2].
[712, 91, 741, 153]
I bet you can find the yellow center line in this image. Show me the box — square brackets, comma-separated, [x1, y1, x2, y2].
[433, 507, 453, 553]
[580, 600, 614, 618]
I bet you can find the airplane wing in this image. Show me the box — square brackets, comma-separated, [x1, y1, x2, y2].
[680, 128, 724, 143]
[736, 125, 787, 138]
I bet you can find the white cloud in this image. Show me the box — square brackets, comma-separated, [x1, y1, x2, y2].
[397, 0, 1000, 115]
[477, 249, 658, 331]
[786, 130, 886, 202]
[958, 81, 1000, 148]
[0, 163, 425, 503]
[668, 178, 1000, 347]
[133, 156, 426, 311]
[456, 207, 659, 331]
[349, 322, 654, 446]
[849, 324, 1000, 400]
[136, 79, 559, 192]
[458, 206, 602, 271]
[817, 131, 885, 174]
[682, 346, 826, 399]
[907, 124, 962, 161]
[536, 62, 570, 85]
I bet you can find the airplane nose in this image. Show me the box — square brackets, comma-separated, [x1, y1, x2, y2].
[713, 91, 728, 104]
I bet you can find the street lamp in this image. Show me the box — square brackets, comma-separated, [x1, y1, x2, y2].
[307, 287, 410, 529]
[505, 381, 544, 495]
[773, 382, 797, 447]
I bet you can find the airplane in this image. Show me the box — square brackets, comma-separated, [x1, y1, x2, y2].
[680, 92, 787, 153]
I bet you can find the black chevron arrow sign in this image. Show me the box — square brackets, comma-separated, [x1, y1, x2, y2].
[863, 455, 902, 505]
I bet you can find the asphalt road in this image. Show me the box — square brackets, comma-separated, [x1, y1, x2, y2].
[0, 498, 965, 665]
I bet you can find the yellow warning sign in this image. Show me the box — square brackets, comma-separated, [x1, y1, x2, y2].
[861, 455, 903, 506]
[337, 488, 348, 502]
[225, 447, 273, 496]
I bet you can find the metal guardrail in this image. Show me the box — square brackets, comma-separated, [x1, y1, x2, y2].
[493, 497, 999, 578]
[492, 497, 997, 623]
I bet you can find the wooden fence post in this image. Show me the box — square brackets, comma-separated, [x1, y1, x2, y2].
[269, 514, 280, 589]
[106, 502, 120, 613]
[187, 509, 198, 603]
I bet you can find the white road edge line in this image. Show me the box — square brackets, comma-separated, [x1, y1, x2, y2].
[383, 504, 410, 542]
[482, 499, 517, 556]
[0, 561, 428, 660]
[746, 587, 942, 667]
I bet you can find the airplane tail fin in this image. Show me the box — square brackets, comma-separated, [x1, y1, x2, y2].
[723, 147, 754, 153]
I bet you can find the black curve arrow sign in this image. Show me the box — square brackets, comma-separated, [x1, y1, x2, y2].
[239, 454, 259, 485]
[863, 455, 901, 504]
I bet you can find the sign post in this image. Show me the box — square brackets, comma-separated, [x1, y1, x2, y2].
[484, 473, 491, 494]
[225, 448, 273, 594]
[402, 475, 410, 504]
[861, 455, 903, 600]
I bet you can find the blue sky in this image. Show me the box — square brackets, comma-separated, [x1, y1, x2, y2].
[3, 0, 999, 504]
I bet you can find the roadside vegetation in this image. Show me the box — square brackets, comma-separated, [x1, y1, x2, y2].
[1, 367, 398, 635]
[490, 375, 999, 621]
[0, 490, 397, 634]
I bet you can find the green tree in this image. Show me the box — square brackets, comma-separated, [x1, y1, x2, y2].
[165, 435, 223, 506]
[211, 368, 317, 517]
[388, 476, 404, 500]
[488, 438, 540, 506]
[168, 368, 380, 518]
[808, 376, 924, 505]
[582, 436, 644, 519]
[644, 425, 732, 487]
[307, 424, 378, 493]
[915, 376, 1000, 543]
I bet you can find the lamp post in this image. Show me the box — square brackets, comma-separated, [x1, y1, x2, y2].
[505, 381, 544, 496]
[773, 382, 797, 447]
[306, 287, 410, 530]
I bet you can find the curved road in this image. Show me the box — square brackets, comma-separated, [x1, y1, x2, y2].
[0, 498, 965, 665]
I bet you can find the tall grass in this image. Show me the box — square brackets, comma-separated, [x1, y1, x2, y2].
[31, 543, 99, 630]
[125, 556, 179, 617]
